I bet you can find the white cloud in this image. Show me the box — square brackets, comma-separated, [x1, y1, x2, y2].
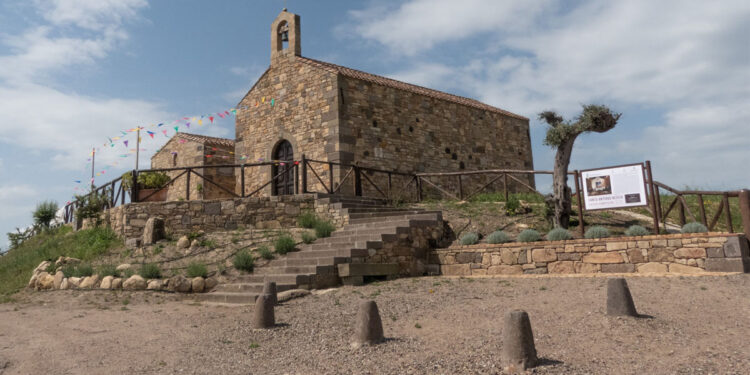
[36, 0, 147, 31]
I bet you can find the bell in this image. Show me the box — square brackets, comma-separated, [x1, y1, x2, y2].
[280, 30, 289, 42]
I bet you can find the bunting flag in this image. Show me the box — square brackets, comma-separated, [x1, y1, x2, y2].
[174, 126, 179, 132]
[147, 131, 155, 138]
[209, 116, 214, 123]
[162, 130, 168, 136]
[124, 140, 129, 147]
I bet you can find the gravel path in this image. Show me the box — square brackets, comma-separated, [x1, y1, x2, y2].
[1, 274, 748, 374]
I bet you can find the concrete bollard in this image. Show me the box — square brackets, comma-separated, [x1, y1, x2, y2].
[252, 294, 275, 329]
[262, 280, 278, 305]
[606, 278, 638, 317]
[501, 310, 537, 372]
[353, 300, 384, 347]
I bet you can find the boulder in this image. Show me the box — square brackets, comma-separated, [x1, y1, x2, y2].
[125, 238, 141, 248]
[28, 274, 38, 289]
[204, 277, 218, 291]
[35, 272, 55, 290]
[123, 275, 147, 290]
[191, 277, 205, 293]
[60, 278, 70, 290]
[116, 264, 132, 271]
[147, 279, 163, 290]
[142, 217, 166, 245]
[33, 261, 52, 276]
[54, 256, 80, 267]
[168, 275, 191, 293]
[100, 276, 114, 289]
[111, 278, 123, 289]
[176, 236, 190, 249]
[68, 277, 81, 288]
[190, 239, 200, 249]
[53, 271, 65, 289]
[79, 275, 100, 289]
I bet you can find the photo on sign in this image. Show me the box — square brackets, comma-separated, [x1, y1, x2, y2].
[586, 175, 612, 196]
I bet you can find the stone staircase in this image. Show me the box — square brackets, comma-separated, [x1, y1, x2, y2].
[195, 194, 443, 304]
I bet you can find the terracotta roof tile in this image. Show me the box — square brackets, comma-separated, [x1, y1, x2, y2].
[297, 56, 528, 121]
[175, 132, 235, 148]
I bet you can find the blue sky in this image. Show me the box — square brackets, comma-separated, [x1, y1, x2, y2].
[0, 0, 748, 249]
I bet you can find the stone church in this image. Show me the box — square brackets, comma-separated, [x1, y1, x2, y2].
[234, 10, 534, 198]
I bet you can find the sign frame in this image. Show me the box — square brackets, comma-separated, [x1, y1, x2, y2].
[578, 162, 650, 212]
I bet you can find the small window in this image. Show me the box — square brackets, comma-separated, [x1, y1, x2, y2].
[396, 128, 401, 135]
[459, 161, 465, 170]
[408, 126, 414, 132]
[372, 120, 378, 128]
[172, 153, 178, 167]
[445, 148, 451, 154]
[451, 153, 457, 160]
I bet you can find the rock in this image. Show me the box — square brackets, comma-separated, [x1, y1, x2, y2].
[252, 294, 276, 329]
[191, 277, 205, 293]
[352, 300, 384, 347]
[116, 264, 132, 271]
[574, 262, 600, 273]
[60, 278, 69, 290]
[53, 271, 64, 289]
[177, 236, 190, 249]
[68, 277, 81, 288]
[111, 278, 123, 289]
[79, 275, 100, 289]
[54, 256, 80, 267]
[35, 272, 55, 290]
[125, 238, 142, 248]
[28, 274, 38, 289]
[582, 252, 624, 264]
[190, 239, 200, 249]
[606, 278, 638, 317]
[501, 310, 538, 372]
[204, 277, 218, 291]
[123, 275, 147, 290]
[278, 289, 311, 302]
[168, 275, 191, 293]
[637, 262, 668, 273]
[668, 263, 704, 274]
[531, 249, 557, 263]
[100, 276, 114, 289]
[142, 217, 166, 245]
[147, 279, 163, 290]
[33, 261, 52, 276]
[487, 265, 523, 275]
[547, 261, 575, 274]
[674, 247, 706, 259]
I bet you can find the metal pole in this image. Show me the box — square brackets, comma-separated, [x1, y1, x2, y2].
[645, 160, 660, 234]
[135, 128, 141, 173]
[574, 170, 585, 237]
[91, 147, 96, 190]
[301, 154, 308, 194]
[739, 189, 750, 242]
[240, 164, 245, 197]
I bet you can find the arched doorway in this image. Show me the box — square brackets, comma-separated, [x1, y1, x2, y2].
[272, 140, 295, 195]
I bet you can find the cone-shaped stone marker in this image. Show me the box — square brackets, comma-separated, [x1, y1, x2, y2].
[501, 310, 537, 372]
[353, 300, 384, 347]
[262, 280, 277, 305]
[252, 294, 275, 329]
[606, 278, 638, 317]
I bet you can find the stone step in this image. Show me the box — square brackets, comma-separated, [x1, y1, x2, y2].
[347, 215, 441, 226]
[347, 211, 441, 221]
[330, 226, 409, 238]
[340, 219, 417, 230]
[316, 195, 389, 206]
[269, 256, 350, 267]
[194, 292, 258, 304]
[253, 264, 336, 275]
[233, 274, 310, 285]
[304, 240, 383, 251]
[213, 282, 297, 293]
[330, 202, 390, 210]
[285, 248, 369, 259]
[341, 207, 421, 214]
[315, 234, 385, 244]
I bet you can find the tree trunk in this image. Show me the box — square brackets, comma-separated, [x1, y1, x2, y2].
[553, 140, 576, 228]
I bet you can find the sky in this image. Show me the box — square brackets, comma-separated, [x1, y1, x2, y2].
[0, 0, 748, 249]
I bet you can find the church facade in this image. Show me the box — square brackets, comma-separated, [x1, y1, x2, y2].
[234, 10, 534, 198]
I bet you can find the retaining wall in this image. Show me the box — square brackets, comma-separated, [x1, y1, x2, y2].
[434, 233, 750, 276]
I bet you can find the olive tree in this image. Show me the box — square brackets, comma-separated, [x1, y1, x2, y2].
[539, 105, 621, 228]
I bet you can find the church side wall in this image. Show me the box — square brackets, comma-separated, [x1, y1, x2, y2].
[234, 58, 341, 196]
[338, 76, 535, 199]
[151, 140, 204, 201]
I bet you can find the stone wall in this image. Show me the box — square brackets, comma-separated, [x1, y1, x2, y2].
[434, 233, 750, 276]
[103, 194, 345, 241]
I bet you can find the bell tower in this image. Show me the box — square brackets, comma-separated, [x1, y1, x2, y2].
[271, 9, 301, 63]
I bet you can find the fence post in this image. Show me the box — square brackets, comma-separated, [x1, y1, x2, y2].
[387, 172, 392, 200]
[503, 173, 509, 201]
[678, 197, 686, 226]
[131, 170, 139, 203]
[739, 189, 750, 242]
[697, 194, 707, 226]
[574, 170, 585, 238]
[416, 176, 423, 202]
[328, 162, 334, 194]
[458, 175, 464, 200]
[655, 186, 664, 232]
[723, 193, 733, 233]
[301, 154, 308, 194]
[354, 165, 362, 197]
[186, 168, 191, 201]
[240, 164, 245, 197]
[645, 160, 660, 234]
[109, 182, 115, 208]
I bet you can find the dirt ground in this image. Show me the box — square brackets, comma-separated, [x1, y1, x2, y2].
[1, 274, 748, 375]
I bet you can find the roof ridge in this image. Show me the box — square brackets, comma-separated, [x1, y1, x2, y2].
[296, 56, 528, 120]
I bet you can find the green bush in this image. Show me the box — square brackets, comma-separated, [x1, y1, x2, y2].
[33, 200, 59, 228]
[233, 250, 255, 272]
[258, 246, 274, 260]
[122, 171, 170, 189]
[505, 195, 521, 216]
[681, 222, 708, 233]
[486, 231, 511, 244]
[186, 262, 208, 278]
[98, 264, 120, 277]
[518, 229, 541, 242]
[314, 220, 335, 238]
[546, 228, 572, 241]
[301, 231, 317, 244]
[61, 263, 94, 278]
[460, 232, 479, 245]
[585, 226, 610, 239]
[297, 211, 318, 229]
[625, 225, 650, 236]
[274, 235, 296, 255]
[139, 263, 161, 279]
[74, 191, 108, 219]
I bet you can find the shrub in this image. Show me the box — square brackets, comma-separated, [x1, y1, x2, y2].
[74, 191, 108, 219]
[199, 239, 217, 248]
[301, 231, 317, 244]
[460, 232, 479, 245]
[486, 231, 511, 244]
[314, 220, 335, 238]
[297, 211, 318, 229]
[233, 250, 255, 272]
[76, 264, 94, 277]
[186, 262, 208, 278]
[518, 229, 541, 242]
[681, 222, 708, 234]
[257, 246, 274, 260]
[546, 228, 572, 241]
[274, 235, 296, 255]
[139, 263, 161, 279]
[505, 195, 521, 216]
[98, 264, 120, 277]
[585, 226, 610, 239]
[122, 171, 170, 189]
[625, 225, 650, 236]
[33, 200, 59, 228]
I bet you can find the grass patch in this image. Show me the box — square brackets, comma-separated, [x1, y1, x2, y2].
[233, 250, 255, 272]
[257, 246, 274, 260]
[97, 264, 120, 278]
[153, 245, 164, 255]
[274, 235, 296, 255]
[199, 239, 217, 248]
[186, 262, 208, 278]
[139, 263, 162, 279]
[249, 342, 260, 349]
[297, 211, 319, 229]
[414, 323, 422, 329]
[301, 231, 316, 244]
[314, 220, 335, 238]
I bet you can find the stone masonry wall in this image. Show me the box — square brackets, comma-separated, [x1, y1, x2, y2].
[435, 233, 750, 276]
[104, 194, 345, 241]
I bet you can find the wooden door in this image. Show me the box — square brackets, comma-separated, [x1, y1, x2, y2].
[272, 140, 294, 195]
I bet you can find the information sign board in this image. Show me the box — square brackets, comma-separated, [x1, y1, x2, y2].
[580, 163, 649, 211]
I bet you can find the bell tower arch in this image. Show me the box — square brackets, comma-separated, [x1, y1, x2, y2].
[271, 9, 301, 63]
